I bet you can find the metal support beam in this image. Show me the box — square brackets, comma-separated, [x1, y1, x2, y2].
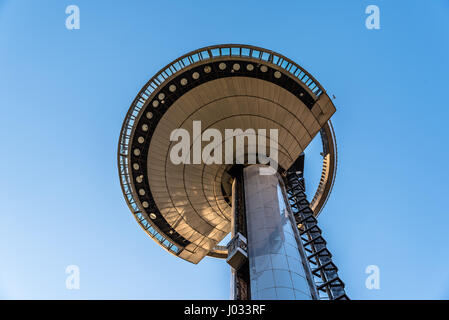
[285, 169, 349, 300]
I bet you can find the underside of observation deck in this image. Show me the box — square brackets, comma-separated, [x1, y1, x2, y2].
[118, 44, 338, 264]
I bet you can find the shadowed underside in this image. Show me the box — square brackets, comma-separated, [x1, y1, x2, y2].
[118, 44, 337, 263]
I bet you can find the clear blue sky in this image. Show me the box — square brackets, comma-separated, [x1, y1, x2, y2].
[1, 0, 448, 299]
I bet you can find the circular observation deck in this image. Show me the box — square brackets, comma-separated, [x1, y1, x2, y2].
[118, 44, 338, 263]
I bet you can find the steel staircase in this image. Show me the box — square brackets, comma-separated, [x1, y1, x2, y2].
[285, 170, 349, 300]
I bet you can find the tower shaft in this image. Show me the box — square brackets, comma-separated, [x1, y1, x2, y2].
[228, 165, 317, 300]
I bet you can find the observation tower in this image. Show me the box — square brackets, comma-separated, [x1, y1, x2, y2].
[118, 44, 348, 300]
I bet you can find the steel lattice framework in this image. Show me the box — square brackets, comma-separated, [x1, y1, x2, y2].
[285, 169, 348, 300]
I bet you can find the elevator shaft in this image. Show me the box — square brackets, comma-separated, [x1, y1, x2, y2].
[228, 165, 317, 300]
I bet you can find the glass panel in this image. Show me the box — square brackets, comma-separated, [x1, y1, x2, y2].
[294, 289, 311, 300]
[291, 272, 310, 294]
[273, 269, 292, 288]
[276, 287, 296, 300]
[271, 253, 289, 271]
[244, 165, 313, 300]
[258, 288, 276, 300]
[255, 270, 275, 291]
